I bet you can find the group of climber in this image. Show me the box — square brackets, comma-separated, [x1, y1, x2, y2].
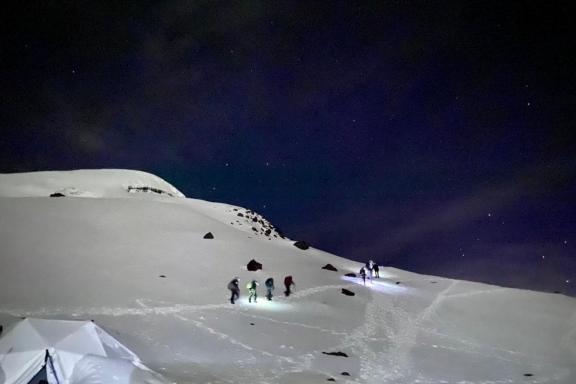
[358, 259, 380, 285]
[227, 275, 295, 304]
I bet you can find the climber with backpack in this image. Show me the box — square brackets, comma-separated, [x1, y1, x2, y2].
[373, 263, 380, 278]
[265, 277, 275, 301]
[284, 275, 295, 297]
[247, 279, 259, 303]
[359, 267, 367, 285]
[228, 277, 240, 304]
[366, 260, 374, 282]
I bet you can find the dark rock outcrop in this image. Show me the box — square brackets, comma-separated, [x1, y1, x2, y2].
[229, 207, 285, 239]
[341, 372, 350, 376]
[341, 288, 355, 296]
[50, 193, 65, 197]
[344, 273, 356, 278]
[322, 351, 349, 357]
[321, 264, 338, 272]
[203, 232, 214, 239]
[127, 186, 174, 197]
[247, 259, 262, 271]
[293, 241, 310, 250]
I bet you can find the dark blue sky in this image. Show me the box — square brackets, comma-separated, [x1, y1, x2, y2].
[1, 1, 574, 294]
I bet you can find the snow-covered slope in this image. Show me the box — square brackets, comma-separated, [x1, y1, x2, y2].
[0, 170, 575, 384]
[0, 169, 185, 198]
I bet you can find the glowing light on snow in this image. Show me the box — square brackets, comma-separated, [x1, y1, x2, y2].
[340, 275, 407, 293]
[235, 298, 293, 312]
[342, 265, 395, 279]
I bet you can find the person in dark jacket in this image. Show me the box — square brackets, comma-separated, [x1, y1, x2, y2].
[247, 279, 259, 303]
[373, 263, 380, 278]
[265, 277, 275, 300]
[228, 277, 240, 304]
[284, 275, 295, 297]
[359, 267, 367, 285]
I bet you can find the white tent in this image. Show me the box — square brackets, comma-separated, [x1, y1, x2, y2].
[0, 318, 168, 384]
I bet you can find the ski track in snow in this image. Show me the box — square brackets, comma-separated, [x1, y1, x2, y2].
[341, 280, 458, 383]
[2, 280, 574, 384]
[233, 310, 349, 337]
[443, 287, 508, 299]
[172, 313, 295, 364]
[0, 283, 356, 318]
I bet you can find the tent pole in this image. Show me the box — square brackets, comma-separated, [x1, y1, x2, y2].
[45, 349, 61, 384]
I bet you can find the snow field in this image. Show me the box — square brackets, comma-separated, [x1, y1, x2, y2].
[1, 170, 575, 383]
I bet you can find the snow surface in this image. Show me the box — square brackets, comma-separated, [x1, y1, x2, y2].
[0, 169, 575, 384]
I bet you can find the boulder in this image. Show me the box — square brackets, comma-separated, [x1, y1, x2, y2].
[341, 289, 355, 296]
[293, 241, 309, 250]
[50, 192, 66, 197]
[322, 351, 349, 357]
[344, 273, 356, 278]
[247, 259, 262, 271]
[203, 232, 214, 239]
[321, 264, 338, 272]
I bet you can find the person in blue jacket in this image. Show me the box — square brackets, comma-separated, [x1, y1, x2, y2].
[265, 277, 275, 301]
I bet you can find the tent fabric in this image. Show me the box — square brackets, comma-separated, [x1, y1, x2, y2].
[70, 355, 167, 384]
[0, 318, 168, 384]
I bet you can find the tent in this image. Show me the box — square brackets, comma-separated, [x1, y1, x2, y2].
[0, 318, 168, 384]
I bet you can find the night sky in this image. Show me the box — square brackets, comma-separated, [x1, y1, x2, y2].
[1, 1, 574, 295]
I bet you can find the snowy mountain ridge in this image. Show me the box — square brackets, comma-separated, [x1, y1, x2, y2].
[0, 169, 575, 384]
[0, 169, 185, 198]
